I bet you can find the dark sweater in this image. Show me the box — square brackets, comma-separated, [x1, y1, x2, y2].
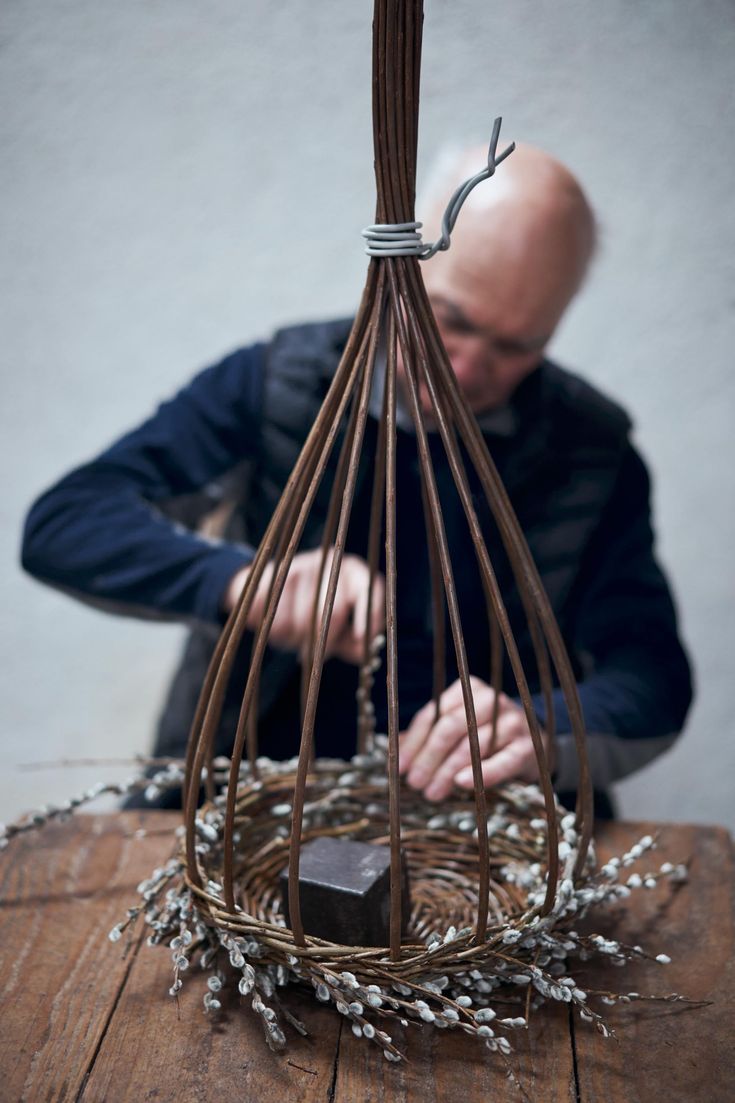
[22, 322, 693, 799]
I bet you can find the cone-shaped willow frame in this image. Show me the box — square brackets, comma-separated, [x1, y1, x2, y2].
[182, 0, 594, 962]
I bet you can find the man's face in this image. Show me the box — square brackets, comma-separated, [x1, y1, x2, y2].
[412, 205, 582, 414]
[396, 178, 589, 417]
[427, 291, 550, 412]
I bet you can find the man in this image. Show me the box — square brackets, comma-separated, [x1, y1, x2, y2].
[21, 145, 693, 815]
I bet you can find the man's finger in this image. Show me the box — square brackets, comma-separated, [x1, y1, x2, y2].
[438, 679, 511, 731]
[398, 698, 438, 773]
[348, 566, 386, 660]
[369, 573, 386, 641]
[349, 561, 370, 651]
[404, 709, 470, 791]
[400, 676, 492, 774]
[293, 567, 320, 639]
[455, 735, 538, 789]
[433, 675, 488, 716]
[317, 557, 370, 664]
[421, 721, 499, 801]
[422, 714, 521, 801]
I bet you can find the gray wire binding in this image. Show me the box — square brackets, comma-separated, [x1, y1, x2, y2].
[362, 116, 515, 259]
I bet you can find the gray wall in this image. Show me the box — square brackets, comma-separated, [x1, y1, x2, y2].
[2, 1, 733, 826]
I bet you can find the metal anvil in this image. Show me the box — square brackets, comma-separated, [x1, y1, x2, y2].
[279, 835, 410, 947]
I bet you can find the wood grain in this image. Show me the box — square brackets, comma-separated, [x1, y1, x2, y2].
[572, 822, 735, 1103]
[81, 922, 343, 1102]
[0, 813, 171, 1103]
[0, 814, 732, 1103]
[333, 1000, 576, 1103]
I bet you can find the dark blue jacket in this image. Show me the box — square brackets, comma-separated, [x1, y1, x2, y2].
[22, 319, 693, 802]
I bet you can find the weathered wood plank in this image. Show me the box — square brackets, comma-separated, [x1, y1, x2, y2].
[2, 815, 731, 1103]
[573, 822, 734, 1103]
[333, 1000, 576, 1103]
[81, 939, 343, 1103]
[0, 813, 171, 1103]
[78, 816, 343, 1103]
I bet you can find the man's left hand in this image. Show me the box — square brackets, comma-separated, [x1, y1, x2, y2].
[399, 676, 553, 802]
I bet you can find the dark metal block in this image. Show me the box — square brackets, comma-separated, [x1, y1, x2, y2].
[278, 835, 410, 947]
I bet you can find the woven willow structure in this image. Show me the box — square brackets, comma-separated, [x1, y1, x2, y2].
[182, 0, 593, 960]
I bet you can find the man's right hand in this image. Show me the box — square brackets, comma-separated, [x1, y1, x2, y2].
[222, 548, 385, 666]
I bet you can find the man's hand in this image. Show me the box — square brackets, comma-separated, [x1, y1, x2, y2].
[222, 548, 385, 665]
[399, 676, 553, 802]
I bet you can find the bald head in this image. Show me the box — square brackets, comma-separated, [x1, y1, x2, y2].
[421, 143, 596, 286]
[415, 143, 596, 411]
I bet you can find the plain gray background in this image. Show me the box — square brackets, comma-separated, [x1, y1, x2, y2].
[2, 1, 733, 827]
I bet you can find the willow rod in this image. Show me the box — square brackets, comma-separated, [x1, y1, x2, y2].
[286, 284, 386, 943]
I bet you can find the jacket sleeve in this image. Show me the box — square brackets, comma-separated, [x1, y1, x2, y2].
[21, 343, 268, 628]
[531, 444, 694, 790]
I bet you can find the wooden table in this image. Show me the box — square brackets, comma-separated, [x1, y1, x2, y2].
[1, 814, 732, 1102]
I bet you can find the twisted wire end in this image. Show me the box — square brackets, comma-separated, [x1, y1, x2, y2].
[362, 116, 515, 259]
